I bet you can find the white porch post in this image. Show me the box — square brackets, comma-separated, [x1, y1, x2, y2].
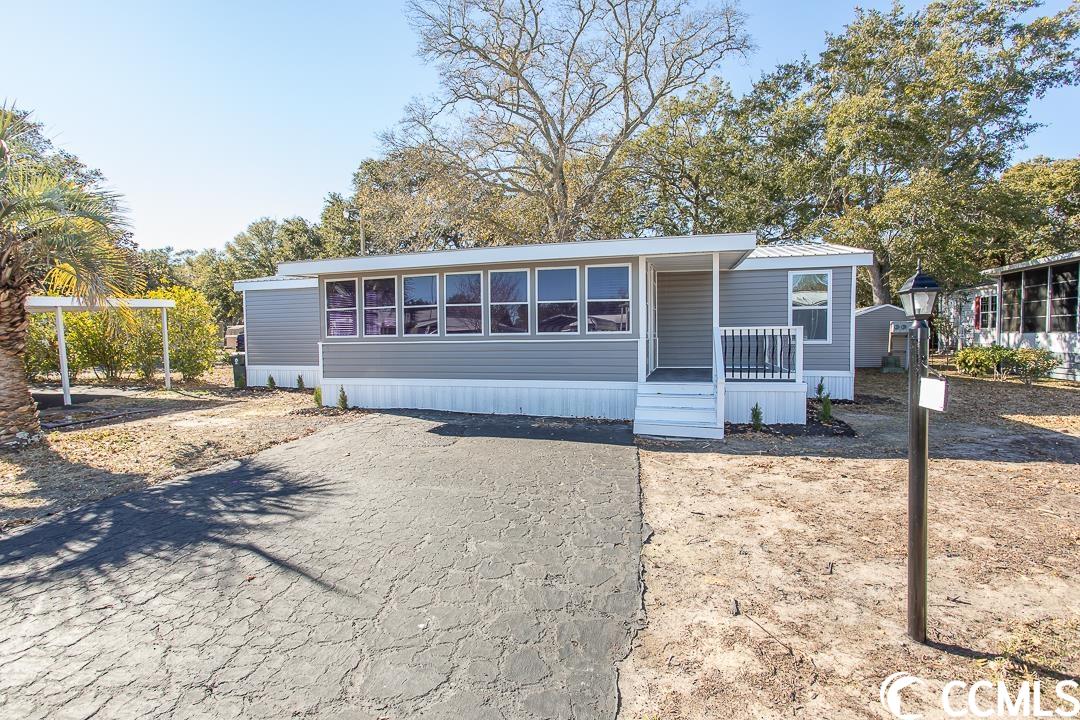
[637, 256, 647, 383]
[54, 307, 71, 407]
[161, 307, 171, 390]
[712, 253, 720, 327]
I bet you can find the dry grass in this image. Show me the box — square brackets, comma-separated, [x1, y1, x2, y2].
[619, 369, 1080, 720]
[0, 366, 353, 532]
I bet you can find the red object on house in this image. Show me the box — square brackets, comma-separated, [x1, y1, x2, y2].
[974, 297, 981, 329]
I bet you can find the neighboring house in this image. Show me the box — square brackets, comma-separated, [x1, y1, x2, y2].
[854, 304, 909, 368]
[234, 234, 874, 438]
[941, 250, 1079, 380]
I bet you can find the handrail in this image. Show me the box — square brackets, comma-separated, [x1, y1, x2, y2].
[716, 325, 803, 383]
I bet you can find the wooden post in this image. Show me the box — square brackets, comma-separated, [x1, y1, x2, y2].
[161, 307, 171, 390]
[54, 307, 71, 406]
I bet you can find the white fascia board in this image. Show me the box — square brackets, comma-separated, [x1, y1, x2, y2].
[735, 252, 875, 271]
[26, 296, 177, 312]
[276, 233, 758, 277]
[233, 278, 319, 291]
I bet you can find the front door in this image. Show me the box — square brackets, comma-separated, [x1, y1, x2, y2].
[656, 271, 713, 368]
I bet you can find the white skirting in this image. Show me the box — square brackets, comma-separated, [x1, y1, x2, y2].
[724, 382, 808, 424]
[803, 372, 854, 401]
[247, 365, 321, 389]
[321, 378, 637, 420]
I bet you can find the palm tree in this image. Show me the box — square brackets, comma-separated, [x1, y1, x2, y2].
[0, 106, 136, 441]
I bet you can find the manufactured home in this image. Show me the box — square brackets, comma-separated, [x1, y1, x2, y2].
[234, 234, 874, 438]
[941, 250, 1079, 380]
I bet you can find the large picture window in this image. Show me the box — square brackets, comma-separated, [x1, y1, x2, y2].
[1001, 272, 1022, 332]
[789, 271, 830, 342]
[1022, 269, 1048, 333]
[363, 277, 397, 336]
[536, 267, 579, 333]
[445, 272, 483, 334]
[403, 274, 439, 335]
[586, 265, 630, 333]
[325, 279, 358, 337]
[489, 270, 529, 333]
[1050, 262, 1078, 333]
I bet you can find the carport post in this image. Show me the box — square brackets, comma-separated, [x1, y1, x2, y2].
[161, 307, 171, 390]
[54, 307, 71, 406]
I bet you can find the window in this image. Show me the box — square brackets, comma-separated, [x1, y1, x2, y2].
[975, 294, 997, 331]
[1001, 272, 1022, 332]
[1050, 262, 1078, 333]
[362, 277, 397, 336]
[586, 265, 631, 333]
[536, 267, 579, 333]
[489, 270, 529, 333]
[789, 271, 830, 342]
[325, 279, 358, 337]
[1022, 268, 1048, 333]
[445, 272, 483, 335]
[403, 274, 439, 335]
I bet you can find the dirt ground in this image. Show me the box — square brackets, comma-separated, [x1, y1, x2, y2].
[0, 365, 351, 532]
[619, 368, 1080, 720]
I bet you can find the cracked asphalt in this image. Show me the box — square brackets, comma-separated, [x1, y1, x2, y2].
[0, 411, 642, 719]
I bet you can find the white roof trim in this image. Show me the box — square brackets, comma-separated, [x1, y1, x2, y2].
[233, 277, 319, 291]
[855, 304, 905, 316]
[276, 233, 758, 276]
[735, 251, 874, 270]
[26, 296, 176, 312]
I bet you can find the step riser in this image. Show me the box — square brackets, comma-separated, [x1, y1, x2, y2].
[637, 382, 715, 396]
[633, 421, 725, 440]
[635, 394, 715, 409]
[635, 407, 716, 424]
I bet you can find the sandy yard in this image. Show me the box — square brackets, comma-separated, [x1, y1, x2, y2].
[0, 365, 352, 532]
[618, 368, 1080, 720]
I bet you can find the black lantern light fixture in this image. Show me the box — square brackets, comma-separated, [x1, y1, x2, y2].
[899, 259, 941, 644]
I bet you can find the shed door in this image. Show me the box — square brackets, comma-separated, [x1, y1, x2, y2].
[657, 271, 712, 367]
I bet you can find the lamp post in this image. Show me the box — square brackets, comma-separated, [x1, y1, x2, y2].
[897, 260, 941, 644]
[343, 207, 365, 255]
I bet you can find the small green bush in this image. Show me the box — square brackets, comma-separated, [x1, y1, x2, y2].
[337, 386, 348, 410]
[750, 403, 763, 431]
[313, 386, 322, 406]
[815, 378, 825, 400]
[266, 374, 276, 389]
[955, 344, 1059, 383]
[1005, 347, 1059, 384]
[296, 375, 305, 391]
[820, 393, 833, 422]
[66, 310, 131, 381]
[955, 345, 1008, 377]
[24, 314, 62, 381]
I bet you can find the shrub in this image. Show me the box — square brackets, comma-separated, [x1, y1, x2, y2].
[24, 314, 61, 381]
[337, 386, 348, 410]
[815, 378, 825, 400]
[296, 375, 305, 391]
[266, 374, 276, 389]
[750, 403, 763, 431]
[820, 393, 833, 422]
[147, 286, 219, 381]
[66, 310, 131, 381]
[955, 345, 1007, 377]
[129, 308, 163, 381]
[313, 387, 322, 406]
[955, 344, 1059, 383]
[1004, 348, 1059, 384]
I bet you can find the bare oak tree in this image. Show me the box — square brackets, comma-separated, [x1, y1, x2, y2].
[391, 0, 751, 243]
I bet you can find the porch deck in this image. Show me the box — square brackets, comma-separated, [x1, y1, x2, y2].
[645, 368, 711, 383]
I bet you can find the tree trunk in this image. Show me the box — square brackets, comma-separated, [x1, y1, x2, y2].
[0, 285, 40, 441]
[867, 261, 891, 306]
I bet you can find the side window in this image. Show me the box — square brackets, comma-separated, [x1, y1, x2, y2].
[403, 274, 439, 335]
[536, 268, 579, 333]
[445, 272, 483, 335]
[325, 280, 357, 337]
[789, 271, 830, 342]
[1050, 262, 1078, 333]
[586, 265, 631, 333]
[1022, 268, 1048, 333]
[1001, 272, 1022, 332]
[363, 277, 397, 336]
[489, 270, 529, 333]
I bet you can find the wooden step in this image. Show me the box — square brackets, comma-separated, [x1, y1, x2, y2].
[633, 420, 725, 440]
[635, 406, 716, 424]
[635, 393, 715, 410]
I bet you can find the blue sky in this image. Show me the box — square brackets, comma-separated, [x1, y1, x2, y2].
[8, 0, 1078, 252]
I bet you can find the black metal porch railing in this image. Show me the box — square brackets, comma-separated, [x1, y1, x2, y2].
[717, 326, 802, 382]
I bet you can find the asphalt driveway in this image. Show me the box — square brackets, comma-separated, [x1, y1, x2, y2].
[0, 412, 641, 720]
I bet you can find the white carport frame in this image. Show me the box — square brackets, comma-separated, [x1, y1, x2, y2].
[26, 296, 177, 406]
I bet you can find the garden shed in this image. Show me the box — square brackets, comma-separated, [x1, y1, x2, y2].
[26, 296, 176, 406]
[854, 304, 909, 369]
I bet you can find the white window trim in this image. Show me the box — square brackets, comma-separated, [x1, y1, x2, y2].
[402, 272, 440, 337]
[488, 268, 531, 335]
[585, 263, 633, 336]
[324, 278, 359, 339]
[535, 266, 581, 336]
[788, 269, 832, 345]
[443, 271, 485, 336]
[361, 275, 399, 338]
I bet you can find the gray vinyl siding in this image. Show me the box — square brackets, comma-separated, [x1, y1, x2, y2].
[244, 287, 321, 366]
[657, 271, 711, 367]
[854, 306, 908, 368]
[318, 257, 639, 343]
[322, 340, 637, 381]
[716, 267, 853, 372]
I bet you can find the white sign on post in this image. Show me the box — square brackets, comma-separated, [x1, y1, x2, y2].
[918, 377, 949, 412]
